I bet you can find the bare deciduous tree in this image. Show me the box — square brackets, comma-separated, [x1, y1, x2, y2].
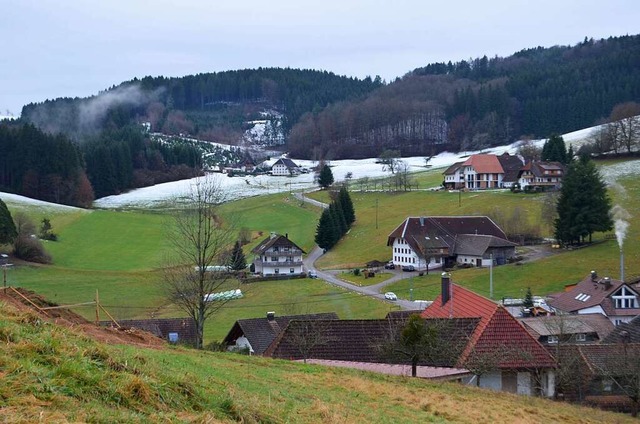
[164, 176, 238, 349]
[285, 320, 335, 364]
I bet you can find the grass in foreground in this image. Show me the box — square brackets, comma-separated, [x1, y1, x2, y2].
[0, 300, 634, 423]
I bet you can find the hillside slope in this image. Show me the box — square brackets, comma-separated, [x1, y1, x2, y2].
[0, 291, 635, 423]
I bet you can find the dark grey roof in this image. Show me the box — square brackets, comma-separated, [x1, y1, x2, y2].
[442, 161, 464, 176]
[100, 318, 198, 346]
[264, 317, 479, 367]
[272, 158, 299, 169]
[251, 233, 306, 255]
[453, 234, 518, 256]
[497, 153, 524, 183]
[222, 312, 339, 354]
[520, 314, 614, 340]
[603, 314, 640, 344]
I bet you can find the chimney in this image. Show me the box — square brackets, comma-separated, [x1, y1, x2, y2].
[419, 217, 425, 226]
[270, 232, 276, 240]
[285, 233, 288, 239]
[441, 272, 451, 306]
[590, 270, 598, 282]
[602, 277, 611, 289]
[266, 311, 275, 321]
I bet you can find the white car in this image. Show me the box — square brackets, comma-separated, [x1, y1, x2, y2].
[384, 292, 397, 301]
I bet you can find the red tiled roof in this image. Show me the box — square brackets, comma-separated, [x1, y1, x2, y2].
[421, 283, 556, 369]
[461, 154, 504, 174]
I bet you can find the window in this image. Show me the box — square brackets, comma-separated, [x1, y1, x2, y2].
[271, 257, 278, 262]
[435, 257, 441, 264]
[274, 268, 279, 274]
[273, 246, 279, 252]
[548, 335, 559, 344]
[575, 333, 586, 342]
[612, 286, 638, 309]
[289, 268, 294, 273]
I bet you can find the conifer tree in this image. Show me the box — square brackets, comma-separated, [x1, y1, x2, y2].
[315, 208, 337, 250]
[229, 240, 246, 271]
[338, 186, 356, 226]
[0, 198, 17, 245]
[318, 164, 334, 189]
[554, 156, 612, 245]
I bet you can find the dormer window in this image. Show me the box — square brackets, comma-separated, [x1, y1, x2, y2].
[612, 286, 638, 309]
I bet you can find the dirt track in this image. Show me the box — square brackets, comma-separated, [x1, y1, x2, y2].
[0, 287, 166, 349]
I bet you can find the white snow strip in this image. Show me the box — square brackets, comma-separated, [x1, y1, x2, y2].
[0, 192, 88, 212]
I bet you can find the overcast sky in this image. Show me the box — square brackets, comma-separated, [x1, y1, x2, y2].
[2, 0, 639, 116]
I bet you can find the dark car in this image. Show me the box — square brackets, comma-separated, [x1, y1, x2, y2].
[402, 265, 415, 272]
[384, 261, 395, 270]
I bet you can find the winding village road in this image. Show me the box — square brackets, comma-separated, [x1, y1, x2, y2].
[296, 191, 424, 311]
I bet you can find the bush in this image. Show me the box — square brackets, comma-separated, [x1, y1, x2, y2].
[13, 236, 52, 264]
[353, 268, 360, 276]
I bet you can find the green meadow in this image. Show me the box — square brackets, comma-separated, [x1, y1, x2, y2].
[4, 160, 639, 343]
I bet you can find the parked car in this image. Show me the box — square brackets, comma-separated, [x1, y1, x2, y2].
[384, 261, 395, 269]
[402, 265, 415, 272]
[384, 292, 397, 301]
[308, 270, 318, 279]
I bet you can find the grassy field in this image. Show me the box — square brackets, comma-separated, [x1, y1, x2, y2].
[4, 160, 639, 343]
[337, 270, 394, 287]
[0, 299, 634, 423]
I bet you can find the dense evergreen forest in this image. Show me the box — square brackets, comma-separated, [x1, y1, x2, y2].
[0, 123, 93, 207]
[21, 68, 382, 144]
[0, 123, 203, 203]
[289, 35, 640, 158]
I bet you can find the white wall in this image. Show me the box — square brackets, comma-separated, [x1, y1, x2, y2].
[517, 372, 532, 395]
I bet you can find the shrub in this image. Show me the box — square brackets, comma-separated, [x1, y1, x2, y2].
[353, 268, 360, 276]
[13, 236, 52, 264]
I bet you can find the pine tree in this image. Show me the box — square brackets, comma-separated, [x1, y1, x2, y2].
[338, 186, 355, 226]
[229, 240, 246, 271]
[0, 198, 17, 245]
[315, 208, 338, 250]
[330, 202, 347, 236]
[554, 156, 613, 245]
[542, 135, 568, 164]
[523, 287, 534, 308]
[318, 164, 334, 189]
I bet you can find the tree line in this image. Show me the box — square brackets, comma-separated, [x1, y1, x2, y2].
[315, 187, 355, 250]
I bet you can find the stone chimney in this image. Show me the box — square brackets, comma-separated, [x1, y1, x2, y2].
[591, 270, 598, 282]
[441, 272, 451, 306]
[267, 311, 275, 321]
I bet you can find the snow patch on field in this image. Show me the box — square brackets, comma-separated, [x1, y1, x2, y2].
[0, 192, 88, 213]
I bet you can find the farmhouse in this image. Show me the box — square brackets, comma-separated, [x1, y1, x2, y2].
[270, 158, 300, 176]
[222, 311, 339, 354]
[442, 153, 523, 190]
[547, 271, 640, 326]
[520, 314, 614, 346]
[421, 274, 557, 397]
[517, 161, 565, 191]
[387, 216, 517, 271]
[251, 232, 306, 276]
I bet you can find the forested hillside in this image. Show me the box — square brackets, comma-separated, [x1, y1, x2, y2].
[289, 35, 640, 158]
[21, 68, 382, 144]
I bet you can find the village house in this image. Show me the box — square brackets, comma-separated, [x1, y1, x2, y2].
[263, 313, 478, 382]
[270, 158, 300, 176]
[100, 318, 198, 347]
[517, 161, 565, 191]
[421, 274, 557, 397]
[387, 216, 517, 271]
[442, 153, 523, 190]
[520, 314, 614, 346]
[222, 311, 339, 354]
[251, 232, 306, 277]
[547, 271, 640, 326]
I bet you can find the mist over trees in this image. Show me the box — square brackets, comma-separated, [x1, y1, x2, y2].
[0, 123, 94, 207]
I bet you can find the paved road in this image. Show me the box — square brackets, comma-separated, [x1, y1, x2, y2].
[304, 245, 421, 311]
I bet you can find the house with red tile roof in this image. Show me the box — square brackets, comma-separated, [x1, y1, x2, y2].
[387, 216, 517, 271]
[421, 273, 557, 397]
[547, 271, 640, 326]
[442, 153, 523, 190]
